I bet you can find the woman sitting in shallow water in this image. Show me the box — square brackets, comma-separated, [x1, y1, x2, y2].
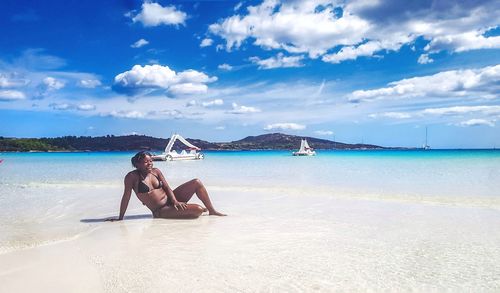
[108, 151, 225, 221]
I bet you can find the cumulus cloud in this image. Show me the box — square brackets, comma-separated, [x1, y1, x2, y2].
[250, 53, 305, 69]
[264, 123, 305, 130]
[77, 79, 102, 88]
[314, 130, 334, 135]
[218, 63, 233, 71]
[0, 90, 26, 101]
[202, 99, 224, 107]
[113, 64, 217, 96]
[43, 77, 65, 90]
[417, 53, 434, 64]
[348, 64, 500, 102]
[229, 102, 260, 114]
[208, 0, 500, 63]
[323, 41, 384, 63]
[130, 2, 187, 27]
[425, 32, 500, 53]
[200, 38, 213, 47]
[131, 38, 149, 48]
[458, 118, 495, 127]
[209, 0, 369, 57]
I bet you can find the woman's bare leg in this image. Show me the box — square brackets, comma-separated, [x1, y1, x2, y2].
[174, 179, 226, 216]
[156, 204, 204, 219]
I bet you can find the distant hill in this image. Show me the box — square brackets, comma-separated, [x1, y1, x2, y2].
[226, 133, 384, 150]
[0, 133, 385, 152]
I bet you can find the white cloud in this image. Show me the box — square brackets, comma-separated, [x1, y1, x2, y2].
[149, 109, 185, 119]
[0, 73, 29, 88]
[369, 112, 412, 119]
[169, 83, 208, 95]
[349, 64, 500, 102]
[107, 110, 146, 119]
[417, 53, 434, 64]
[425, 32, 500, 53]
[264, 123, 305, 130]
[131, 2, 187, 27]
[131, 38, 149, 48]
[14, 48, 66, 70]
[208, 0, 500, 63]
[314, 130, 334, 135]
[202, 99, 224, 107]
[458, 119, 495, 127]
[200, 38, 213, 47]
[229, 102, 261, 114]
[177, 69, 217, 84]
[186, 100, 197, 107]
[77, 79, 102, 88]
[250, 53, 305, 69]
[234, 2, 243, 11]
[218, 63, 233, 71]
[77, 104, 96, 111]
[113, 64, 217, 96]
[215, 125, 226, 130]
[323, 41, 384, 64]
[209, 0, 369, 57]
[49, 103, 71, 110]
[422, 105, 500, 116]
[0, 90, 26, 101]
[43, 77, 65, 90]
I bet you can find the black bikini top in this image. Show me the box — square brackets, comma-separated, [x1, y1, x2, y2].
[137, 171, 163, 193]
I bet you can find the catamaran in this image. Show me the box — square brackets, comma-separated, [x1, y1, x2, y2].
[152, 134, 204, 161]
[293, 139, 316, 156]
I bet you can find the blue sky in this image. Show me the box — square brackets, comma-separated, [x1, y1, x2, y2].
[0, 0, 499, 148]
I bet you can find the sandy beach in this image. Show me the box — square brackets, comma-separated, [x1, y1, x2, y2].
[1, 185, 500, 292]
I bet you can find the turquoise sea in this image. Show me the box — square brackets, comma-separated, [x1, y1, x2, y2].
[2, 149, 499, 199]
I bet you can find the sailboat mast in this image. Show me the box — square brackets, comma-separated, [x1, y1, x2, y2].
[425, 127, 428, 147]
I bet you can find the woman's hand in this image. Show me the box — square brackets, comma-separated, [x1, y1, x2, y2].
[173, 201, 188, 211]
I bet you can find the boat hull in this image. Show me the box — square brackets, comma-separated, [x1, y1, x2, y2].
[292, 151, 316, 156]
[152, 153, 204, 161]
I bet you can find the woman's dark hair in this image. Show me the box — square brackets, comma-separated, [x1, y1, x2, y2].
[131, 151, 152, 168]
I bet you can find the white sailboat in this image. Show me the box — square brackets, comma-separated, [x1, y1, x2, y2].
[423, 127, 431, 150]
[152, 134, 204, 161]
[293, 139, 316, 156]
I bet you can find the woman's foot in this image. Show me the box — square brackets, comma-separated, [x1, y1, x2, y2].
[209, 210, 227, 216]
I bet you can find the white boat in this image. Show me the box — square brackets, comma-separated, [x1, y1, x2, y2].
[422, 127, 431, 150]
[293, 139, 316, 156]
[152, 134, 204, 161]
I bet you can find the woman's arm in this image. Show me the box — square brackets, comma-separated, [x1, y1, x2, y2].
[107, 173, 134, 221]
[155, 169, 187, 210]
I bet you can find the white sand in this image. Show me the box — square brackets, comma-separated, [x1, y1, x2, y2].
[1, 189, 500, 292]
